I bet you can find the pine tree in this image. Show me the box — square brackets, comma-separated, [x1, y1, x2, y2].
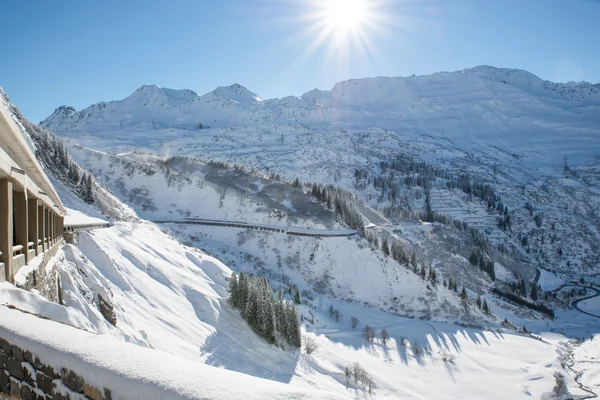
[419, 264, 426, 279]
[382, 239, 390, 256]
[228, 272, 239, 307]
[482, 299, 489, 314]
[238, 272, 249, 311]
[460, 286, 468, 300]
[519, 279, 527, 298]
[381, 328, 389, 345]
[275, 296, 287, 340]
[294, 289, 301, 305]
[469, 249, 478, 266]
[428, 265, 437, 285]
[486, 261, 496, 281]
[245, 282, 259, 329]
[258, 281, 276, 343]
[87, 175, 94, 202]
[286, 303, 301, 348]
[476, 294, 482, 308]
[399, 246, 407, 263]
[530, 283, 538, 301]
[410, 250, 417, 268]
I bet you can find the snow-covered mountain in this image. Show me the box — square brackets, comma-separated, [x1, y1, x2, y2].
[41, 66, 600, 280]
[2, 67, 600, 399]
[41, 66, 600, 168]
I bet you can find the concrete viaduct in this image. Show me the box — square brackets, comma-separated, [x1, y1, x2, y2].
[0, 99, 66, 283]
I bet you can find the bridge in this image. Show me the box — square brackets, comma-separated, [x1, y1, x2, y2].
[154, 218, 358, 237]
[0, 98, 66, 283]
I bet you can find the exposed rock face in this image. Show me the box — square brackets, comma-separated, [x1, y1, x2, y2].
[98, 294, 117, 326]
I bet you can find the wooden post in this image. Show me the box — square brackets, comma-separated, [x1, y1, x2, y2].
[13, 189, 28, 264]
[0, 179, 13, 282]
[28, 198, 39, 255]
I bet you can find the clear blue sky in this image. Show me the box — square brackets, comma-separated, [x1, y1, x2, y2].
[1, 0, 599, 123]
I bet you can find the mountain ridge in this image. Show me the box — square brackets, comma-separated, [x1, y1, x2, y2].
[45, 65, 600, 118]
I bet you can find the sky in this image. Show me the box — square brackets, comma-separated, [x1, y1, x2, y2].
[1, 0, 599, 123]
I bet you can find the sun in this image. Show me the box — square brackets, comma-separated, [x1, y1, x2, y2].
[286, 0, 401, 75]
[324, 0, 368, 34]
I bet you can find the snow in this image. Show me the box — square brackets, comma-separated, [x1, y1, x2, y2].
[41, 66, 600, 171]
[573, 335, 600, 395]
[0, 226, 582, 400]
[64, 208, 109, 226]
[537, 269, 564, 291]
[0, 207, 597, 398]
[578, 296, 600, 316]
[0, 306, 341, 400]
[0, 282, 96, 331]
[13, 253, 44, 287]
[40, 66, 600, 279]
[2, 67, 599, 398]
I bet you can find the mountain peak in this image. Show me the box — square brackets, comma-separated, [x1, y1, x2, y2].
[209, 83, 262, 103]
[125, 85, 199, 107]
[40, 105, 78, 125]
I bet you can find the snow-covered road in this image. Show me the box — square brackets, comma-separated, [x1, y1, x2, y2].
[153, 218, 358, 237]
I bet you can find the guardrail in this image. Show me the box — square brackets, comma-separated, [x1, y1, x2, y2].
[153, 219, 358, 238]
[64, 222, 110, 233]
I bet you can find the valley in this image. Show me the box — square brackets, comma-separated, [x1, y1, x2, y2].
[1, 65, 599, 399]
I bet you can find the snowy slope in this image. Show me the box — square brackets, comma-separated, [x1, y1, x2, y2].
[60, 144, 491, 322]
[41, 66, 600, 170]
[1, 222, 592, 399]
[40, 66, 600, 280]
[1, 85, 599, 398]
[0, 306, 341, 400]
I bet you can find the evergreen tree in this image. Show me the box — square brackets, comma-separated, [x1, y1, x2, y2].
[519, 279, 527, 298]
[228, 273, 301, 349]
[419, 264, 426, 279]
[482, 299, 489, 314]
[258, 283, 276, 343]
[469, 250, 479, 266]
[530, 283, 538, 301]
[410, 250, 417, 269]
[245, 283, 259, 331]
[294, 289, 301, 305]
[275, 296, 287, 340]
[476, 294, 482, 308]
[381, 328, 389, 345]
[86, 175, 94, 203]
[460, 286, 468, 300]
[382, 239, 390, 256]
[286, 303, 301, 348]
[428, 265, 437, 285]
[238, 272, 249, 311]
[228, 272, 239, 307]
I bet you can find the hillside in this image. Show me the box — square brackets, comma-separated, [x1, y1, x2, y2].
[40, 66, 600, 281]
[1, 71, 600, 398]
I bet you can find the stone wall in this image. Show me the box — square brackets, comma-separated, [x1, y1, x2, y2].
[0, 336, 111, 400]
[17, 240, 64, 304]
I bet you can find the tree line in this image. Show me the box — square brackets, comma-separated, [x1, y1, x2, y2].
[491, 287, 554, 318]
[228, 272, 302, 348]
[19, 118, 95, 204]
